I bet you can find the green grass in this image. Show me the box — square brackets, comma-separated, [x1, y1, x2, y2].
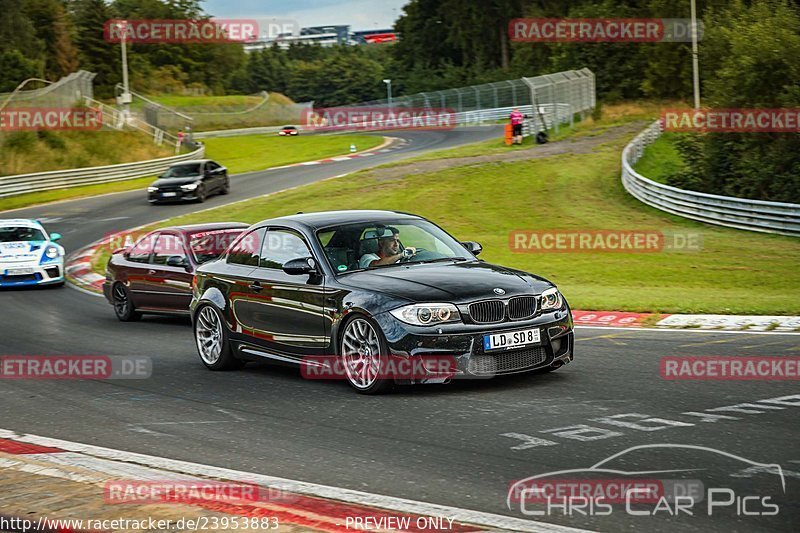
[634, 133, 684, 184]
[202, 133, 383, 174]
[0, 176, 157, 213]
[0, 130, 172, 177]
[1, 133, 383, 212]
[151, 95, 267, 108]
[128, 114, 800, 315]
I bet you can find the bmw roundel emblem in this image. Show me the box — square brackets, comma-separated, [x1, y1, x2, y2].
[493, 288, 505, 295]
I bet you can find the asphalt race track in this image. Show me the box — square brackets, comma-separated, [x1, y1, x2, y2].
[1, 127, 798, 532]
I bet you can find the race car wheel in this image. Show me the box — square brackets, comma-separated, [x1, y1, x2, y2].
[113, 283, 141, 322]
[340, 315, 392, 394]
[194, 304, 243, 370]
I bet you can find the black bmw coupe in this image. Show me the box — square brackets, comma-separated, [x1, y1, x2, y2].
[190, 210, 574, 394]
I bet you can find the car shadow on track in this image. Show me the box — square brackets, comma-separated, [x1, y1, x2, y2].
[238, 359, 572, 396]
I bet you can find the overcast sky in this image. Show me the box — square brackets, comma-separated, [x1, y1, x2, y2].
[202, 0, 409, 31]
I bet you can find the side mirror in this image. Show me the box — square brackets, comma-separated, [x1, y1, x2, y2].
[166, 255, 189, 268]
[283, 257, 317, 276]
[462, 241, 482, 256]
[50, 232, 62, 242]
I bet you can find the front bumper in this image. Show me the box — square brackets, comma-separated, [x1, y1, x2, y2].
[374, 308, 574, 383]
[0, 261, 64, 287]
[148, 189, 199, 203]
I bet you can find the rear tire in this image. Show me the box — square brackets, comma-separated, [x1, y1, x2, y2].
[194, 304, 243, 370]
[220, 178, 230, 195]
[112, 283, 141, 322]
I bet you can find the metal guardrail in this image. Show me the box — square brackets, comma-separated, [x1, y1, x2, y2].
[0, 146, 204, 199]
[622, 121, 800, 236]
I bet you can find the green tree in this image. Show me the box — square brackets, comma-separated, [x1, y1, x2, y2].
[70, 0, 120, 98]
[23, 0, 80, 79]
[668, 0, 800, 202]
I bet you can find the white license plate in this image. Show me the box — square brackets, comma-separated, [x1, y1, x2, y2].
[6, 268, 35, 275]
[162, 192, 177, 197]
[484, 327, 540, 351]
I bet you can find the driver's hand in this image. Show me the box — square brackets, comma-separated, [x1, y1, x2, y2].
[402, 247, 417, 258]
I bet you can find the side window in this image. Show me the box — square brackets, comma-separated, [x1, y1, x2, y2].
[128, 233, 157, 264]
[152, 233, 187, 266]
[260, 229, 311, 269]
[227, 228, 264, 266]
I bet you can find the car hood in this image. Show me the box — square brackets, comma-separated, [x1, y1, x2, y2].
[338, 261, 554, 303]
[0, 240, 48, 263]
[152, 177, 200, 186]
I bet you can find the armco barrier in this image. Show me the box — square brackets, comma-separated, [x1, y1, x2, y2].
[0, 146, 204, 199]
[621, 121, 800, 236]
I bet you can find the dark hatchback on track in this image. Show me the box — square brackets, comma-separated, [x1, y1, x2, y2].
[103, 223, 248, 320]
[190, 210, 574, 394]
[147, 159, 230, 204]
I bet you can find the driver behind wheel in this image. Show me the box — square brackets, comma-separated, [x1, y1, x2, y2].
[359, 227, 416, 268]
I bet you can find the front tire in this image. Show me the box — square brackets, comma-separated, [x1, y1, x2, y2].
[112, 283, 141, 322]
[196, 185, 207, 203]
[340, 315, 392, 394]
[194, 304, 243, 370]
[220, 178, 230, 195]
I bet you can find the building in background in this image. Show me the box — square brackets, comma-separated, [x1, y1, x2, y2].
[244, 25, 398, 52]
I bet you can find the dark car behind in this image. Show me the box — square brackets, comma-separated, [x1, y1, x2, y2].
[103, 222, 248, 321]
[148, 159, 230, 204]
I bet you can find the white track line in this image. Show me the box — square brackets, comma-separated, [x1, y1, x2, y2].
[0, 429, 593, 533]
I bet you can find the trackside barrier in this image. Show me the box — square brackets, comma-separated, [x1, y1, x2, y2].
[622, 121, 800, 236]
[0, 146, 204, 199]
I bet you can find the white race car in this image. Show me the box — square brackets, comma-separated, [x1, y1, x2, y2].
[0, 219, 65, 287]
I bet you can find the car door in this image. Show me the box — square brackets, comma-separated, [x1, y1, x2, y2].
[145, 232, 193, 313]
[124, 232, 158, 307]
[224, 227, 266, 345]
[240, 227, 327, 359]
[205, 161, 224, 192]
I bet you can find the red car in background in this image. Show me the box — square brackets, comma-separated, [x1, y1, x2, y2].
[103, 223, 248, 321]
[278, 125, 299, 136]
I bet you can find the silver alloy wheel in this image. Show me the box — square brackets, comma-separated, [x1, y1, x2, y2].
[112, 284, 128, 317]
[196, 306, 223, 365]
[341, 318, 382, 389]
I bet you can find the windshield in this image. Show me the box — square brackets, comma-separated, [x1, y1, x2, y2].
[163, 164, 201, 178]
[0, 226, 46, 242]
[317, 219, 473, 273]
[188, 228, 245, 264]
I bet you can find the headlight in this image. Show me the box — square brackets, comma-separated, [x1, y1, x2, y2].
[43, 246, 60, 261]
[181, 183, 198, 191]
[540, 288, 563, 310]
[147, 186, 159, 193]
[390, 303, 461, 326]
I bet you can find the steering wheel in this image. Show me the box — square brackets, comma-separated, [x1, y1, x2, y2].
[399, 247, 427, 262]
